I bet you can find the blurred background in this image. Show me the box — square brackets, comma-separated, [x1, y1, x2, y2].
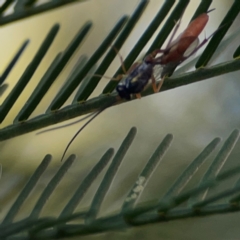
[0, 0, 240, 239]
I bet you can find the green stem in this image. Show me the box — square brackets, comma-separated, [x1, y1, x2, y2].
[0, 58, 239, 141]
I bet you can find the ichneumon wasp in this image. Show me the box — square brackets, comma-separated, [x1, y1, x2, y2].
[38, 8, 217, 161]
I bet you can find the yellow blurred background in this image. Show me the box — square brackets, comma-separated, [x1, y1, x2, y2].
[0, 0, 240, 239]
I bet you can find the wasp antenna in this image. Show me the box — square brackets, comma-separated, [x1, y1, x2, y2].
[36, 112, 97, 135]
[207, 8, 215, 14]
[60, 108, 107, 162]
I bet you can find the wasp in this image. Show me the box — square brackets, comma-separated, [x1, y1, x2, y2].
[38, 9, 216, 161]
[117, 9, 215, 100]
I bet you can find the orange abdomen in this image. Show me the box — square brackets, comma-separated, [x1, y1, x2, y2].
[181, 13, 209, 40]
[161, 13, 209, 64]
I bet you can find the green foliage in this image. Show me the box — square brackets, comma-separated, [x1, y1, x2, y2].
[1, 0, 240, 239]
[0, 0, 240, 140]
[0, 128, 240, 239]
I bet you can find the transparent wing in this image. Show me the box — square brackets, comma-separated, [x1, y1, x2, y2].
[183, 37, 200, 57]
[153, 64, 164, 82]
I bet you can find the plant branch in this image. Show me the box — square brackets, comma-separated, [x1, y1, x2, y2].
[0, 58, 239, 142]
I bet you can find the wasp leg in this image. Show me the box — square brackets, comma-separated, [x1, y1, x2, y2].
[151, 74, 158, 93]
[144, 50, 166, 63]
[145, 9, 186, 63]
[112, 46, 128, 74]
[151, 75, 166, 93]
[127, 61, 142, 74]
[135, 93, 142, 99]
[153, 28, 216, 65]
[157, 75, 166, 92]
[113, 74, 124, 81]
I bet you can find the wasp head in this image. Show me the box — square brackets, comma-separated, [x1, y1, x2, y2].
[116, 83, 131, 100]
